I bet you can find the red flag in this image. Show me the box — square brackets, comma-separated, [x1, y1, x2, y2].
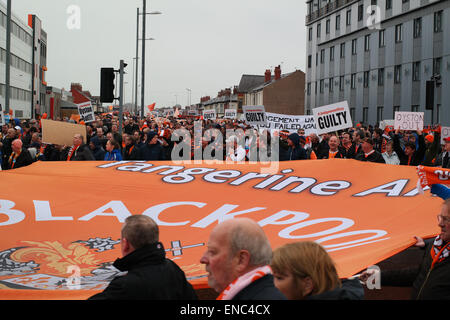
[148, 103, 156, 112]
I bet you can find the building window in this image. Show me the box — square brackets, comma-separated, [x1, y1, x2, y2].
[351, 73, 356, 89]
[364, 71, 370, 88]
[378, 68, 384, 86]
[437, 104, 441, 123]
[329, 78, 334, 93]
[358, 4, 364, 21]
[307, 83, 311, 95]
[340, 43, 345, 58]
[377, 107, 384, 123]
[346, 10, 351, 26]
[330, 46, 335, 61]
[363, 107, 369, 124]
[434, 11, 443, 33]
[413, 62, 421, 81]
[379, 30, 385, 47]
[336, 15, 341, 30]
[386, 0, 392, 10]
[352, 39, 357, 55]
[393, 106, 400, 118]
[395, 24, 403, 43]
[339, 76, 344, 91]
[320, 79, 324, 93]
[308, 55, 312, 68]
[350, 108, 356, 123]
[317, 23, 321, 38]
[394, 65, 402, 84]
[316, 53, 319, 66]
[320, 49, 325, 64]
[414, 18, 422, 38]
[411, 105, 419, 112]
[434, 57, 442, 75]
[309, 27, 313, 41]
[364, 35, 370, 51]
[326, 19, 330, 34]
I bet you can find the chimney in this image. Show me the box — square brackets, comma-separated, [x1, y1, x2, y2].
[265, 69, 271, 82]
[275, 65, 282, 80]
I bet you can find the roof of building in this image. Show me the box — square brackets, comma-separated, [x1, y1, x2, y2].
[238, 75, 268, 93]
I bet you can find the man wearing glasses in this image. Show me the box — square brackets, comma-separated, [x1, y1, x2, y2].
[360, 186, 450, 299]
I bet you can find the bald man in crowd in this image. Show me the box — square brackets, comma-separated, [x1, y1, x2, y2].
[200, 218, 286, 300]
[3, 139, 34, 170]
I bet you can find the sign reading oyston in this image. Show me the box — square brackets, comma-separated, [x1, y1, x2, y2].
[313, 101, 352, 135]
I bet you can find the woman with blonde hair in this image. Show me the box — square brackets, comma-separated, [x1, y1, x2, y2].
[271, 241, 364, 300]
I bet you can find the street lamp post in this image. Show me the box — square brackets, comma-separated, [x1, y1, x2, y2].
[140, 0, 161, 118]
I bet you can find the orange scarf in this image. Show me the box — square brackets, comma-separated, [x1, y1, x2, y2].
[67, 145, 80, 161]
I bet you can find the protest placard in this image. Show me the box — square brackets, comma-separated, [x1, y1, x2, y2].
[442, 127, 450, 144]
[379, 120, 395, 131]
[394, 112, 424, 131]
[77, 101, 95, 123]
[258, 112, 317, 136]
[243, 105, 267, 127]
[313, 101, 352, 135]
[203, 109, 217, 121]
[41, 119, 87, 146]
[224, 109, 237, 119]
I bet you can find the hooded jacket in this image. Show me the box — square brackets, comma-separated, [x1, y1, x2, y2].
[283, 133, 307, 161]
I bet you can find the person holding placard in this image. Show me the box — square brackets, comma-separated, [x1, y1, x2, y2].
[393, 129, 426, 166]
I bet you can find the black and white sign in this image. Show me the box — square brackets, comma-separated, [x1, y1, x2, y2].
[441, 127, 450, 144]
[203, 109, 217, 120]
[77, 101, 95, 123]
[259, 112, 317, 136]
[394, 112, 424, 131]
[243, 105, 267, 127]
[224, 109, 237, 119]
[313, 101, 352, 135]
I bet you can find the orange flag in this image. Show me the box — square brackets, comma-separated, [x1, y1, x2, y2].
[0, 160, 441, 299]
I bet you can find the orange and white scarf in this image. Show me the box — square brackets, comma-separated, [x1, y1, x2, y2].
[216, 266, 272, 300]
[66, 145, 80, 161]
[417, 165, 450, 193]
[431, 236, 450, 269]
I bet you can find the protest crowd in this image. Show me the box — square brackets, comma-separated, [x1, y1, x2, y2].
[1, 112, 449, 301]
[1, 112, 449, 169]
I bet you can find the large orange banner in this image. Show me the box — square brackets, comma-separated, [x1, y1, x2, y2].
[0, 160, 442, 300]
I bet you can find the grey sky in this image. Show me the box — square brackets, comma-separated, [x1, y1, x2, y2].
[6, 0, 307, 109]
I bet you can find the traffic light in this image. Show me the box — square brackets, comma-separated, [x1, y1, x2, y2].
[100, 68, 115, 103]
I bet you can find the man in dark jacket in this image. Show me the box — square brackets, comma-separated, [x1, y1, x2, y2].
[361, 188, 450, 300]
[89, 215, 197, 300]
[61, 134, 95, 161]
[3, 139, 34, 170]
[200, 218, 286, 300]
[140, 131, 165, 161]
[318, 135, 346, 159]
[355, 137, 386, 163]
